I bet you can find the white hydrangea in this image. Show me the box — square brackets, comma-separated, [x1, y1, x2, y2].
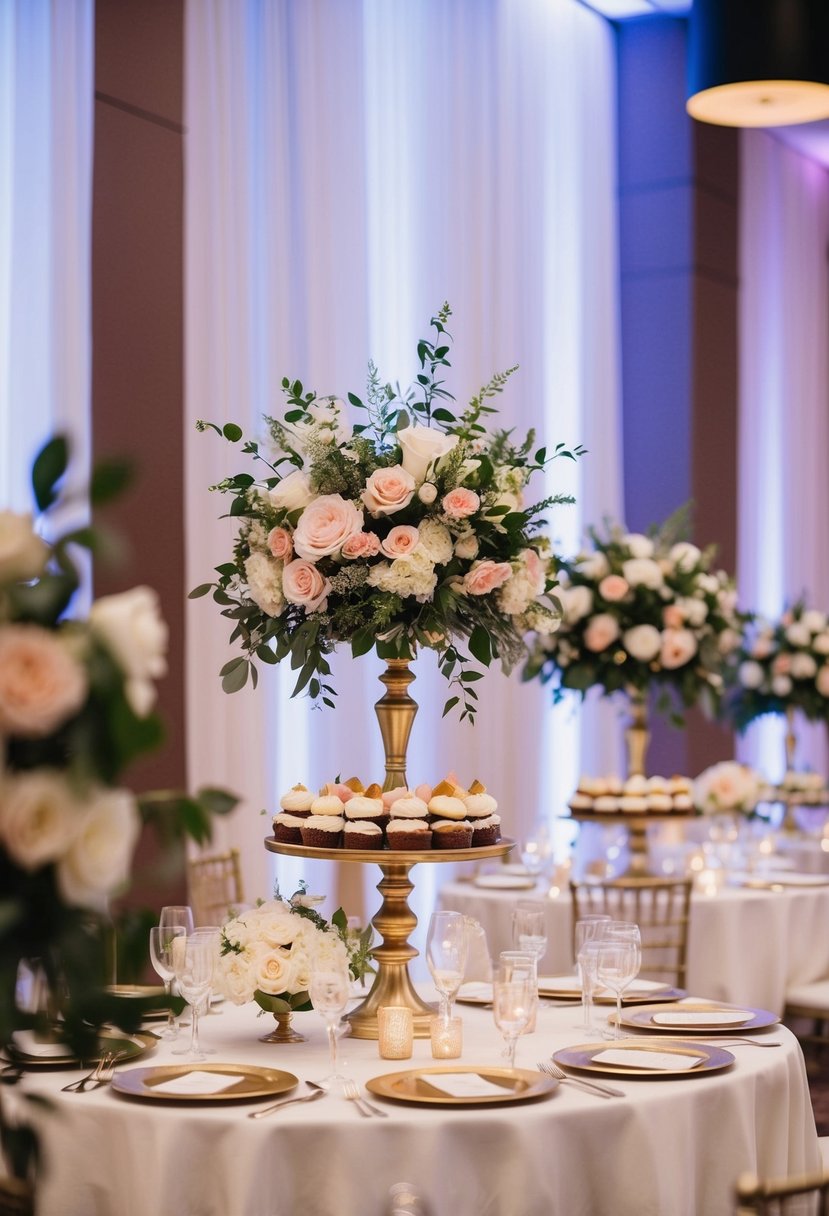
[244, 518, 270, 552]
[367, 550, 438, 602]
[417, 519, 454, 565]
[521, 602, 560, 636]
[244, 552, 286, 618]
[498, 571, 536, 616]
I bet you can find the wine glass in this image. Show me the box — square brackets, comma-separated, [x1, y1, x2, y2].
[171, 935, 214, 1060]
[511, 901, 548, 970]
[596, 936, 640, 1040]
[159, 905, 194, 935]
[499, 950, 538, 1042]
[492, 967, 533, 1069]
[425, 911, 468, 1024]
[149, 925, 186, 1039]
[574, 914, 612, 1031]
[308, 961, 352, 1089]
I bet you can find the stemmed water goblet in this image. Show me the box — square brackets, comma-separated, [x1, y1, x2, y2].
[425, 911, 468, 1025]
[149, 925, 187, 1039]
[308, 961, 352, 1089]
[596, 930, 641, 1040]
[159, 905, 194, 935]
[171, 934, 214, 1060]
[492, 966, 533, 1070]
[511, 901, 548, 970]
[574, 914, 612, 1032]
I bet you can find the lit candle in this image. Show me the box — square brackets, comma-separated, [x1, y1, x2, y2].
[430, 1016, 462, 1059]
[378, 1006, 413, 1059]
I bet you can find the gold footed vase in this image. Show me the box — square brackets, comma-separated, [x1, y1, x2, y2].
[624, 696, 650, 779]
[259, 1011, 307, 1044]
[781, 707, 800, 834]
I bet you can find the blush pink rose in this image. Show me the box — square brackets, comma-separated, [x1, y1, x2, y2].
[0, 625, 88, 737]
[522, 547, 546, 593]
[598, 574, 629, 603]
[361, 466, 416, 516]
[584, 613, 621, 652]
[382, 786, 409, 810]
[267, 527, 293, 561]
[341, 531, 381, 559]
[463, 560, 513, 596]
[282, 559, 331, 613]
[442, 487, 480, 519]
[659, 628, 698, 669]
[381, 525, 420, 559]
[772, 653, 792, 676]
[662, 604, 685, 629]
[415, 783, 433, 802]
[292, 494, 363, 561]
[752, 637, 773, 659]
[324, 782, 356, 803]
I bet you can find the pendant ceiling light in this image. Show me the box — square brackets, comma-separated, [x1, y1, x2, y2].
[687, 0, 829, 127]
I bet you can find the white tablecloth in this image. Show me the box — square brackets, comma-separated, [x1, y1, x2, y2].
[438, 878, 829, 1014]
[23, 992, 820, 1216]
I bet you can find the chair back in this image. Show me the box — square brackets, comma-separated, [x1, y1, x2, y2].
[187, 848, 244, 927]
[0, 1177, 35, 1216]
[735, 1168, 829, 1214]
[569, 876, 693, 988]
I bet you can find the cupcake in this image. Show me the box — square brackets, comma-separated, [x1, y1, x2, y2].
[386, 818, 433, 851]
[279, 784, 314, 818]
[272, 813, 306, 845]
[431, 819, 474, 849]
[470, 814, 501, 847]
[300, 815, 344, 848]
[344, 796, 386, 826]
[388, 794, 429, 819]
[593, 795, 618, 813]
[343, 821, 384, 850]
[623, 775, 648, 797]
[427, 795, 467, 821]
[310, 794, 347, 817]
[463, 784, 498, 819]
[672, 793, 693, 812]
[568, 792, 594, 811]
[619, 795, 648, 814]
[646, 793, 673, 813]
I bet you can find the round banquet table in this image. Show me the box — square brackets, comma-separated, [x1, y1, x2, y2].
[22, 992, 820, 1216]
[437, 876, 829, 1015]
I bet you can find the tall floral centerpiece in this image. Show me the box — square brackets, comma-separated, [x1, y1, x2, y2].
[523, 517, 743, 774]
[193, 306, 582, 786]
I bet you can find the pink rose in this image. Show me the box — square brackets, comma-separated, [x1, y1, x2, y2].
[267, 527, 293, 561]
[662, 604, 684, 629]
[522, 547, 546, 594]
[772, 653, 792, 676]
[282, 559, 331, 613]
[659, 628, 698, 669]
[324, 782, 356, 803]
[382, 786, 409, 810]
[584, 613, 621, 652]
[341, 531, 381, 559]
[752, 637, 773, 659]
[415, 783, 433, 802]
[362, 466, 416, 517]
[463, 560, 513, 596]
[598, 575, 629, 603]
[0, 625, 88, 737]
[292, 494, 363, 561]
[442, 487, 480, 519]
[381, 525, 420, 559]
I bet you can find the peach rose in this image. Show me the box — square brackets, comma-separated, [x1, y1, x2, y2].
[324, 782, 356, 803]
[442, 487, 480, 519]
[382, 786, 408, 810]
[381, 525, 420, 559]
[267, 527, 293, 561]
[292, 494, 363, 561]
[415, 783, 433, 802]
[598, 574, 629, 603]
[341, 531, 381, 559]
[659, 628, 698, 669]
[282, 559, 331, 612]
[361, 466, 416, 516]
[0, 625, 87, 737]
[522, 547, 547, 594]
[584, 613, 620, 652]
[463, 560, 513, 596]
[662, 604, 685, 629]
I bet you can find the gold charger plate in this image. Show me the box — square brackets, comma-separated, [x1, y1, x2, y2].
[537, 976, 684, 1005]
[365, 1065, 557, 1106]
[554, 1038, 734, 1078]
[111, 1062, 298, 1103]
[8, 1029, 157, 1069]
[617, 1002, 779, 1034]
[106, 984, 170, 1020]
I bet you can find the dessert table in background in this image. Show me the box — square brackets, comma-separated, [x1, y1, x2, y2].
[438, 877, 829, 1015]
[23, 992, 820, 1216]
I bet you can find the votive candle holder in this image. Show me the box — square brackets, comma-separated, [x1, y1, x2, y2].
[430, 1015, 462, 1059]
[378, 1006, 413, 1059]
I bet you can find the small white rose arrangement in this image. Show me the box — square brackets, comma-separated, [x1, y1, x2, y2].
[728, 600, 829, 729]
[692, 761, 761, 816]
[194, 305, 582, 722]
[216, 886, 373, 1015]
[523, 515, 743, 722]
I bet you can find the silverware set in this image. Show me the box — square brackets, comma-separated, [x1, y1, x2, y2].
[537, 1059, 625, 1098]
[249, 1078, 389, 1119]
[248, 1080, 327, 1119]
[61, 1052, 122, 1093]
[342, 1078, 388, 1118]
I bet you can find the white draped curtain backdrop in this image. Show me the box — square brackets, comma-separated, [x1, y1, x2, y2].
[0, 0, 93, 511]
[184, 0, 623, 933]
[738, 131, 829, 782]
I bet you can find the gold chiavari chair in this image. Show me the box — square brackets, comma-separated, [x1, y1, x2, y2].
[569, 876, 693, 989]
[187, 848, 244, 927]
[735, 1168, 829, 1215]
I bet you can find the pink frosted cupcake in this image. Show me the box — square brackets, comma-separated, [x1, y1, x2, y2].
[300, 815, 344, 848]
[386, 818, 432, 851]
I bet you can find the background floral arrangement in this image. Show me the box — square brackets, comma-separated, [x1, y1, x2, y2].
[217, 885, 373, 1015]
[728, 600, 829, 730]
[193, 306, 582, 721]
[692, 761, 761, 817]
[523, 515, 744, 723]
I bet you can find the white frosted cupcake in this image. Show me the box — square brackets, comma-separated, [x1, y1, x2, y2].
[344, 797, 385, 826]
[300, 815, 344, 847]
[593, 795, 618, 813]
[463, 792, 498, 819]
[343, 821, 384, 850]
[471, 814, 501, 846]
[623, 775, 648, 797]
[431, 819, 473, 849]
[672, 793, 693, 811]
[569, 792, 594, 811]
[273, 813, 306, 844]
[386, 818, 432, 850]
[619, 795, 648, 814]
[427, 795, 467, 820]
[388, 795, 429, 819]
[647, 793, 673, 813]
[310, 794, 347, 817]
[279, 784, 314, 817]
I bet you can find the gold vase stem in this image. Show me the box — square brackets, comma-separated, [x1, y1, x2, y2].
[625, 698, 650, 778]
[375, 658, 418, 792]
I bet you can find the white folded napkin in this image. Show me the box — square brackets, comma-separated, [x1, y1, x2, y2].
[150, 1070, 241, 1095]
[11, 1031, 72, 1058]
[421, 1072, 510, 1098]
[651, 1009, 750, 1026]
[592, 1047, 705, 1071]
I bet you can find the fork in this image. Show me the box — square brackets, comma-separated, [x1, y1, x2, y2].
[342, 1078, 388, 1118]
[61, 1053, 113, 1094]
[537, 1059, 625, 1098]
[248, 1080, 327, 1119]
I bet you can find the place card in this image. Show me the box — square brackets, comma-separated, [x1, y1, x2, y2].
[651, 1010, 750, 1027]
[150, 1070, 242, 1095]
[592, 1048, 705, 1071]
[421, 1072, 511, 1098]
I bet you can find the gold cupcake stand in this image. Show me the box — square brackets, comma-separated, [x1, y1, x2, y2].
[567, 809, 694, 877]
[266, 835, 513, 1038]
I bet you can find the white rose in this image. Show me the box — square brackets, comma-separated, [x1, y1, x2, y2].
[268, 470, 314, 512]
[695, 573, 719, 595]
[623, 624, 662, 662]
[90, 587, 168, 717]
[56, 787, 140, 910]
[623, 533, 654, 559]
[718, 586, 738, 613]
[0, 511, 48, 582]
[802, 609, 827, 634]
[454, 533, 479, 561]
[0, 771, 78, 871]
[813, 633, 829, 656]
[693, 761, 759, 815]
[738, 660, 764, 689]
[254, 945, 299, 996]
[668, 541, 702, 570]
[817, 666, 829, 697]
[771, 674, 793, 697]
[791, 653, 818, 680]
[659, 628, 698, 669]
[622, 558, 664, 590]
[718, 628, 740, 654]
[785, 622, 812, 648]
[398, 425, 458, 485]
[254, 905, 298, 948]
[577, 552, 609, 580]
[217, 949, 258, 1005]
[417, 482, 438, 505]
[676, 596, 708, 628]
[561, 585, 593, 623]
